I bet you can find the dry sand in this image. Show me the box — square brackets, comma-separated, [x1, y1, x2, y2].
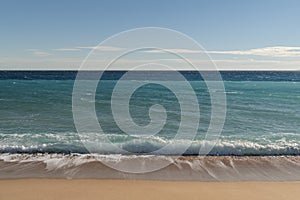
[0, 179, 299, 200]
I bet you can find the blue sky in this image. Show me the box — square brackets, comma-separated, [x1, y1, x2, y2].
[1, 0, 300, 70]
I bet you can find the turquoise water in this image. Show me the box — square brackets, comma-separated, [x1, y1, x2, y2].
[0, 72, 299, 155]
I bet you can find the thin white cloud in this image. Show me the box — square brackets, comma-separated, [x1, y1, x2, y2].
[77, 46, 125, 51]
[27, 49, 52, 57]
[52, 46, 124, 52]
[208, 46, 300, 57]
[15, 45, 299, 70]
[50, 45, 300, 58]
[146, 48, 203, 54]
[146, 46, 300, 58]
[53, 48, 80, 51]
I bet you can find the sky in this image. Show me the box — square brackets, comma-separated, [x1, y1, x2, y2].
[0, 0, 300, 70]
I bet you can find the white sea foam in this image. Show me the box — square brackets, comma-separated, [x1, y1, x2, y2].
[0, 133, 299, 155]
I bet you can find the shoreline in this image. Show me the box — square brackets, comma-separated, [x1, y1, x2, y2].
[1, 154, 300, 181]
[0, 179, 299, 200]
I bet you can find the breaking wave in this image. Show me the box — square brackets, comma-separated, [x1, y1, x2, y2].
[0, 133, 299, 156]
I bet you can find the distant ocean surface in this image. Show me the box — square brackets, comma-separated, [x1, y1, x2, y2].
[0, 71, 299, 156]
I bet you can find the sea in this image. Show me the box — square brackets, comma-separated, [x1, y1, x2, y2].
[0, 71, 299, 181]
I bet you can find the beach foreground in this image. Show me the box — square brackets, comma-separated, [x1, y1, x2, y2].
[0, 179, 299, 200]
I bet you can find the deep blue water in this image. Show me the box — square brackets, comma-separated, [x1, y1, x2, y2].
[1, 71, 300, 81]
[0, 71, 299, 155]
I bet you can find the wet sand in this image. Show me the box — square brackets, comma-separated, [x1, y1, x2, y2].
[1, 155, 300, 181]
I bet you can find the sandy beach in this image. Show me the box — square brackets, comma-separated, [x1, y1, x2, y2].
[0, 179, 299, 200]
